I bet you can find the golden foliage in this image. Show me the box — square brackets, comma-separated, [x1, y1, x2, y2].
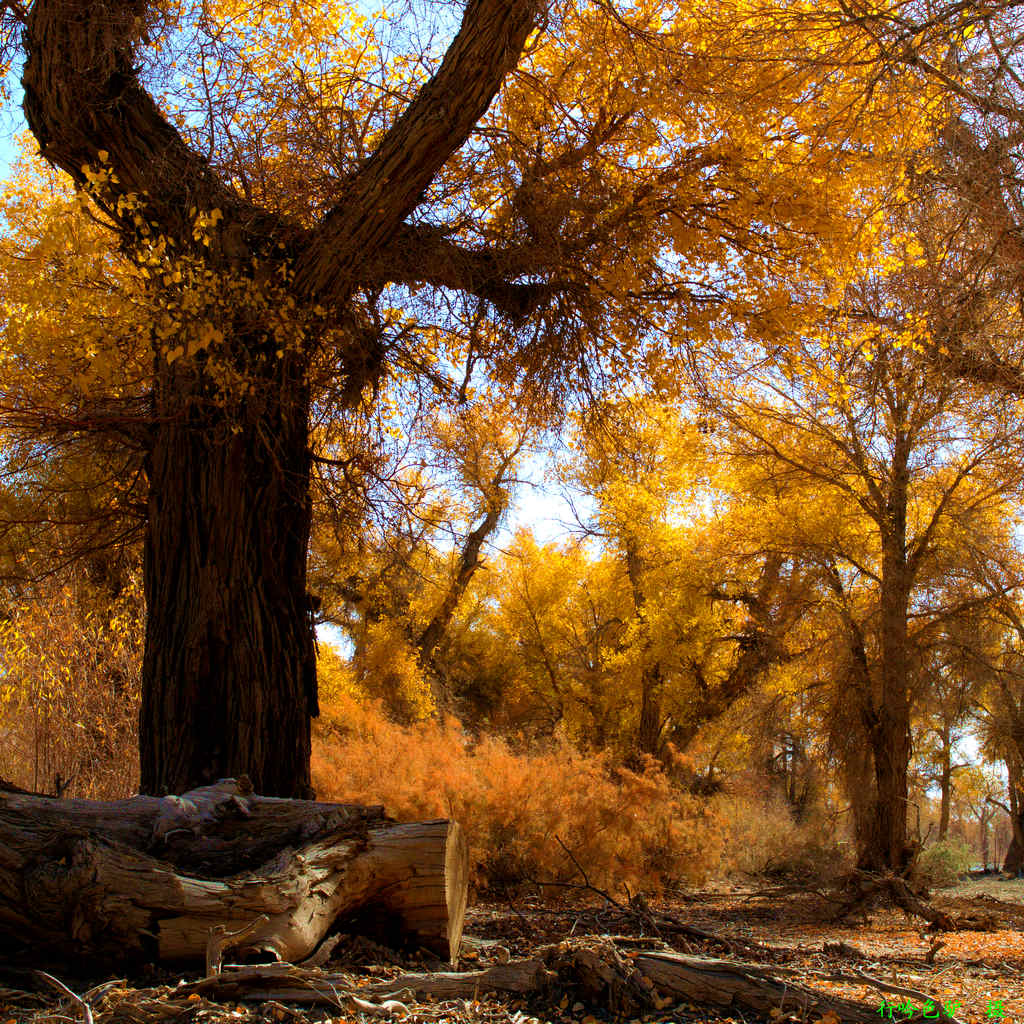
[0, 566, 143, 798]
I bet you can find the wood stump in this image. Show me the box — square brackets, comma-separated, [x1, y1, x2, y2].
[0, 777, 467, 966]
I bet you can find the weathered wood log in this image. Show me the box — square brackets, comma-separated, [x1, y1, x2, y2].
[0, 778, 468, 965]
[169, 938, 959, 1024]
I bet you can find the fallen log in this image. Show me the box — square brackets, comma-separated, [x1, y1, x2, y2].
[166, 937, 959, 1024]
[0, 777, 467, 965]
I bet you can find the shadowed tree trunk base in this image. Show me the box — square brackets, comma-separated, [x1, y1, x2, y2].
[835, 870, 957, 931]
[0, 778, 467, 966]
[1002, 822, 1024, 874]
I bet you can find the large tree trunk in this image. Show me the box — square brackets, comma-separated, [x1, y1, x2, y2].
[22, 0, 541, 805]
[857, 479, 914, 874]
[140, 350, 317, 798]
[1004, 822, 1024, 875]
[0, 779, 467, 965]
[858, 654, 912, 872]
[860, 716, 911, 873]
[1001, 760, 1024, 874]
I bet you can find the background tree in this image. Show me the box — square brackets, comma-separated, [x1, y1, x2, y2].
[561, 398, 812, 761]
[717, 256, 1024, 873]
[313, 396, 528, 720]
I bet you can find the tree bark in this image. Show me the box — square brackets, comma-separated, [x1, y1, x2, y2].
[140, 350, 317, 798]
[1001, 762, 1024, 874]
[637, 662, 666, 757]
[623, 544, 667, 759]
[0, 779, 468, 965]
[857, 433, 914, 875]
[860, 710, 911, 874]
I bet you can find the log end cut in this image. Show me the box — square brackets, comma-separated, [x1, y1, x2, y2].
[357, 819, 469, 963]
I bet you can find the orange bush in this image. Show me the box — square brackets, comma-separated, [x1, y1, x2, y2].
[313, 692, 724, 893]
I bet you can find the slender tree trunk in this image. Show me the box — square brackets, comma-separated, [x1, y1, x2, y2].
[623, 543, 666, 759]
[417, 501, 505, 714]
[980, 809, 991, 871]
[938, 738, 952, 841]
[139, 344, 317, 798]
[637, 662, 665, 757]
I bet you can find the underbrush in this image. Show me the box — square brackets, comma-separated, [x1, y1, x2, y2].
[312, 691, 726, 894]
[712, 787, 852, 883]
[0, 575, 142, 798]
[916, 837, 974, 889]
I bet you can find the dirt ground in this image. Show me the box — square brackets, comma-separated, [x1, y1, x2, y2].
[467, 880, 1024, 1024]
[3, 879, 1024, 1024]
[941, 876, 1024, 903]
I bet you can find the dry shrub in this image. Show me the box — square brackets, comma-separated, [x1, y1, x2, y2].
[713, 786, 851, 883]
[313, 692, 724, 893]
[915, 838, 973, 889]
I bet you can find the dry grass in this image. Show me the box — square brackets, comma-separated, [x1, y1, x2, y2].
[712, 787, 852, 883]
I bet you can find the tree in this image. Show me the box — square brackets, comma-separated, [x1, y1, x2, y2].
[971, 592, 1024, 872]
[2, 0, 917, 795]
[4, 0, 543, 796]
[562, 398, 811, 761]
[719, 262, 1024, 873]
[912, 619, 986, 842]
[419, 399, 816, 764]
[950, 763, 1002, 870]
[314, 397, 527, 720]
[838, 2, 1024, 397]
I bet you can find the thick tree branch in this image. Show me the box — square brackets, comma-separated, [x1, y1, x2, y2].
[22, 0, 285, 258]
[366, 225, 562, 320]
[296, 0, 544, 302]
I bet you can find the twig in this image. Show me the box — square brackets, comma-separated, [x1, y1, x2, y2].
[500, 883, 541, 938]
[35, 972, 94, 1024]
[553, 835, 625, 909]
[205, 914, 270, 977]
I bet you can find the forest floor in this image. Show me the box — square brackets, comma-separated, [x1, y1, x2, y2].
[4, 879, 1024, 1024]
